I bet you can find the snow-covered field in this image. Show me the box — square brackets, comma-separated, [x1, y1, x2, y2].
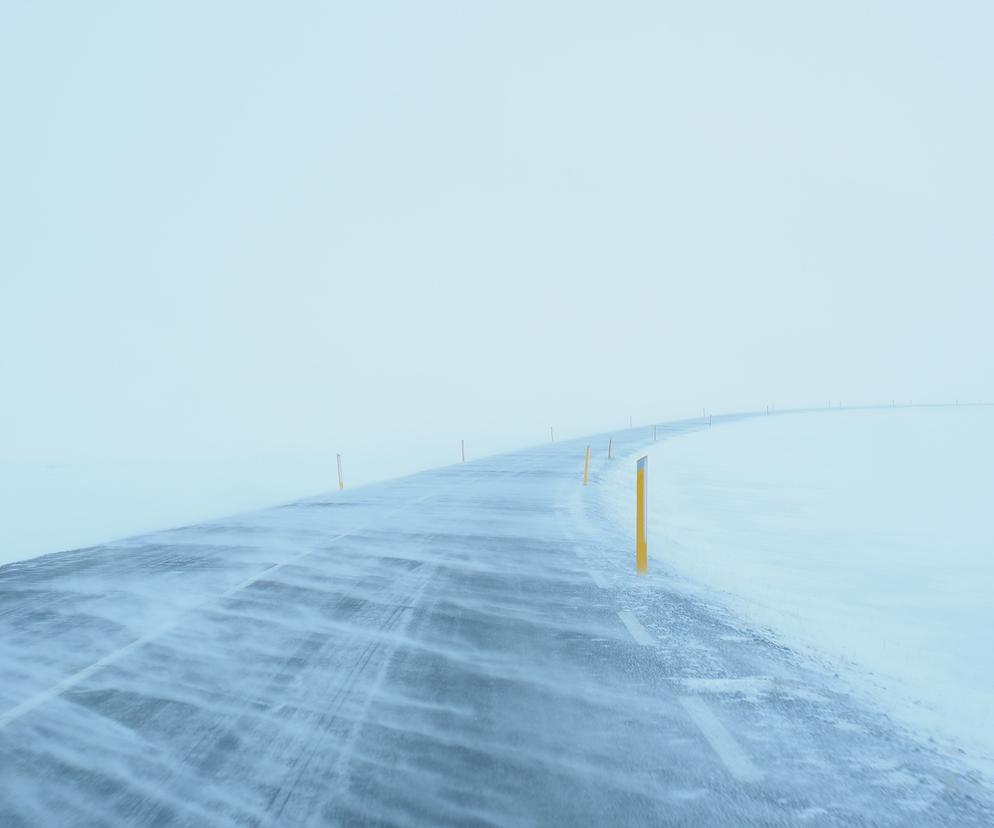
[0, 435, 549, 567]
[606, 406, 994, 780]
[0, 454, 345, 566]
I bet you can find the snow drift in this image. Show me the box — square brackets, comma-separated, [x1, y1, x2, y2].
[606, 406, 994, 780]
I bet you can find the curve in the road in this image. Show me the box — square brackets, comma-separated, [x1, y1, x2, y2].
[1, 412, 991, 826]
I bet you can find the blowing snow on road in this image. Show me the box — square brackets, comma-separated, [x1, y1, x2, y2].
[4, 2, 994, 824]
[2, 412, 993, 825]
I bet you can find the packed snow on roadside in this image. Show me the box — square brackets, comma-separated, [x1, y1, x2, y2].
[606, 406, 994, 780]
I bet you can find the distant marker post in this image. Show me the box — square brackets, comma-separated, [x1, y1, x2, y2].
[608, 437, 613, 460]
[583, 446, 590, 485]
[550, 426, 555, 443]
[636, 455, 648, 573]
[336, 453, 344, 491]
[461, 439, 465, 464]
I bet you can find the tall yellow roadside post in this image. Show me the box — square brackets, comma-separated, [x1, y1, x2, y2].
[583, 446, 590, 485]
[636, 455, 648, 573]
[337, 453, 345, 491]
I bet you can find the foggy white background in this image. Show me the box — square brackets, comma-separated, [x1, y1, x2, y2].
[2, 2, 993, 555]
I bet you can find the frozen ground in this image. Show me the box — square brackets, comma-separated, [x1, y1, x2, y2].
[1, 415, 992, 825]
[0, 454, 349, 567]
[0, 437, 545, 567]
[604, 406, 994, 785]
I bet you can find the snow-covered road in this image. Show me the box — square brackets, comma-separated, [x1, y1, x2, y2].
[1, 417, 991, 825]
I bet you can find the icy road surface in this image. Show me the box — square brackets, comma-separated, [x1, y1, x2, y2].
[1, 416, 992, 825]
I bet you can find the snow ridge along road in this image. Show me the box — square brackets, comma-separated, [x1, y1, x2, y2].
[1, 412, 992, 825]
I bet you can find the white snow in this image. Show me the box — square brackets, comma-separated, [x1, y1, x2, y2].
[0, 434, 572, 569]
[0, 453, 345, 566]
[606, 406, 994, 780]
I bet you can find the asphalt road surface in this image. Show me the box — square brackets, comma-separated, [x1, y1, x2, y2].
[1, 417, 991, 825]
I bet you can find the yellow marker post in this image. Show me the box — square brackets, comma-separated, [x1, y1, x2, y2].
[583, 446, 590, 485]
[608, 437, 613, 460]
[336, 453, 344, 491]
[636, 455, 648, 574]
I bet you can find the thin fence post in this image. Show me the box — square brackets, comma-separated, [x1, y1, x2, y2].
[337, 453, 344, 491]
[583, 446, 590, 485]
[608, 437, 613, 459]
[550, 426, 555, 442]
[461, 439, 465, 463]
[653, 424, 657, 441]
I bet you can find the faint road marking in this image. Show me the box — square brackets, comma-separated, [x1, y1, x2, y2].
[617, 610, 655, 645]
[588, 570, 608, 589]
[0, 493, 433, 730]
[0, 626, 166, 728]
[678, 695, 764, 783]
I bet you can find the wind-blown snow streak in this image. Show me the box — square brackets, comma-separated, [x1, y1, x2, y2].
[1, 413, 992, 825]
[0, 495, 431, 731]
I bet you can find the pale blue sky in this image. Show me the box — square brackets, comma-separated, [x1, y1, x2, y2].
[3, 2, 992, 482]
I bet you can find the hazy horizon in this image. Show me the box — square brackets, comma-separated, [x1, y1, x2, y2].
[4, 2, 993, 487]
